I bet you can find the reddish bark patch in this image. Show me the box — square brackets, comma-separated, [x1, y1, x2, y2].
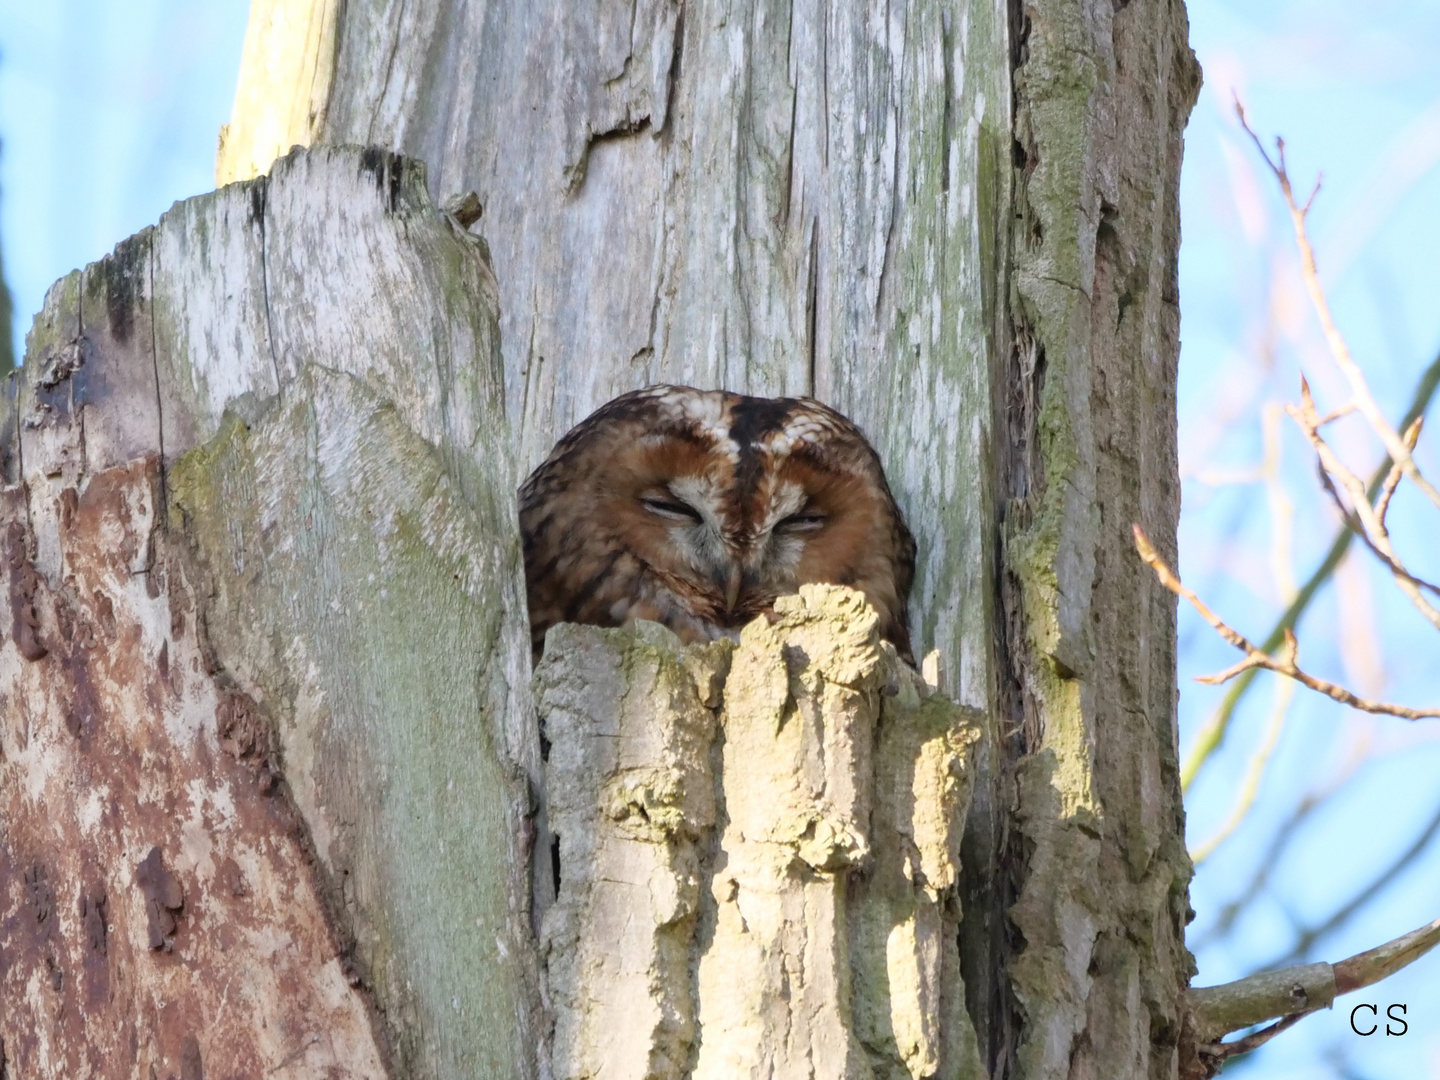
[0, 457, 388, 1076]
[136, 846, 185, 950]
[5, 522, 48, 661]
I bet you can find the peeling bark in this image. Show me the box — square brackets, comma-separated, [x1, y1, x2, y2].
[535, 586, 986, 1080]
[1, 146, 541, 1080]
[0, 457, 388, 1078]
[3, 0, 1203, 1071]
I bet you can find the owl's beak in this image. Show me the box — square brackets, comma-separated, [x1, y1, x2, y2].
[723, 565, 742, 613]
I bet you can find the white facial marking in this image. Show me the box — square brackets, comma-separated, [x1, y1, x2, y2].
[662, 474, 732, 577]
[765, 481, 808, 531]
[668, 475, 725, 528]
[750, 480, 811, 577]
[676, 391, 740, 461]
[765, 533, 806, 577]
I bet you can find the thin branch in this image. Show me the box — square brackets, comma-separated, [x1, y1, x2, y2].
[1265, 795, 1440, 969]
[1289, 380, 1440, 630]
[1132, 525, 1251, 652]
[1190, 675, 1293, 865]
[1133, 525, 1440, 720]
[1311, 463, 1440, 598]
[1180, 350, 1440, 789]
[1236, 97, 1440, 513]
[1376, 416, 1424, 526]
[1316, 402, 1356, 426]
[1188, 916, 1440, 1046]
[1200, 1009, 1315, 1065]
[1334, 915, 1440, 993]
[1308, 426, 1440, 603]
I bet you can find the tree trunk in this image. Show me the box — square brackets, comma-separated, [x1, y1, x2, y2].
[2, 148, 542, 1078]
[0, 149, 13, 372]
[2, 0, 1201, 1077]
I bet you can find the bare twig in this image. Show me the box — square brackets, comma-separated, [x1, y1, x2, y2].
[1203, 1010, 1315, 1064]
[1188, 916, 1440, 1047]
[1311, 464, 1440, 597]
[1289, 382, 1440, 631]
[1236, 97, 1440, 513]
[1316, 402, 1356, 426]
[1265, 795, 1440, 969]
[1180, 350, 1440, 789]
[1376, 416, 1424, 525]
[1190, 675, 1293, 865]
[1133, 525, 1440, 720]
[1184, 408, 1304, 864]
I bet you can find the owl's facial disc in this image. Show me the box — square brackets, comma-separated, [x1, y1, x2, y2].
[774, 511, 826, 533]
[637, 493, 702, 524]
[632, 460, 853, 624]
[637, 478, 740, 607]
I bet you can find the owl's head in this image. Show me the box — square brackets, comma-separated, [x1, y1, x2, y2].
[520, 385, 916, 664]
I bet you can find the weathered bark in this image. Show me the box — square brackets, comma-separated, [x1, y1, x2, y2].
[312, 4, 1024, 1063]
[302, 0, 1200, 1073]
[0, 148, 12, 372]
[1, 147, 542, 1078]
[316, 0, 1012, 715]
[3, 0, 1203, 1076]
[1001, 2, 1201, 1078]
[537, 587, 985, 1079]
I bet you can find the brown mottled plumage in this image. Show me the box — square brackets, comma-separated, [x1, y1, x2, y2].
[519, 385, 917, 665]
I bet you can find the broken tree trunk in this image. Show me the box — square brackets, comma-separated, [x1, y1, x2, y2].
[271, 0, 1200, 1073]
[1, 146, 543, 1078]
[537, 586, 984, 1079]
[2, 0, 1206, 1075]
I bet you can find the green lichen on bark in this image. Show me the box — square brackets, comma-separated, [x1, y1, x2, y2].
[145, 146, 543, 1080]
[168, 368, 535, 1079]
[1002, 0, 1200, 1076]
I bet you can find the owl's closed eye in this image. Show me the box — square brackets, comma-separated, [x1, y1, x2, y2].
[519, 385, 917, 665]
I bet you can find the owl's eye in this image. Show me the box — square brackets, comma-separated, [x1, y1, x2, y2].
[775, 511, 826, 533]
[640, 495, 704, 523]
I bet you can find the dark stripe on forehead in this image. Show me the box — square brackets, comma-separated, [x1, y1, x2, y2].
[729, 396, 799, 491]
[727, 396, 797, 445]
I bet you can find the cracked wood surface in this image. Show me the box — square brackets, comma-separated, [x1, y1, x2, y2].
[272, 7, 1024, 1060]
[535, 586, 986, 1080]
[289, 0, 1015, 724]
[34, 0, 1205, 1072]
[1, 145, 541, 1080]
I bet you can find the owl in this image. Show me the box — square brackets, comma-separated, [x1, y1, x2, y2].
[519, 385, 917, 666]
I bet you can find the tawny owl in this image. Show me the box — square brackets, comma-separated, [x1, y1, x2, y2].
[519, 385, 917, 665]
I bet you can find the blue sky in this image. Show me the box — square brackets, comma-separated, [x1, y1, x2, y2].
[0, 0, 249, 361]
[2, 2, 1438, 1074]
[1179, 2, 1440, 1075]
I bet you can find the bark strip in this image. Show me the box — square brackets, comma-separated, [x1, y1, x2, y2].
[534, 586, 987, 1080]
[1, 145, 542, 1080]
